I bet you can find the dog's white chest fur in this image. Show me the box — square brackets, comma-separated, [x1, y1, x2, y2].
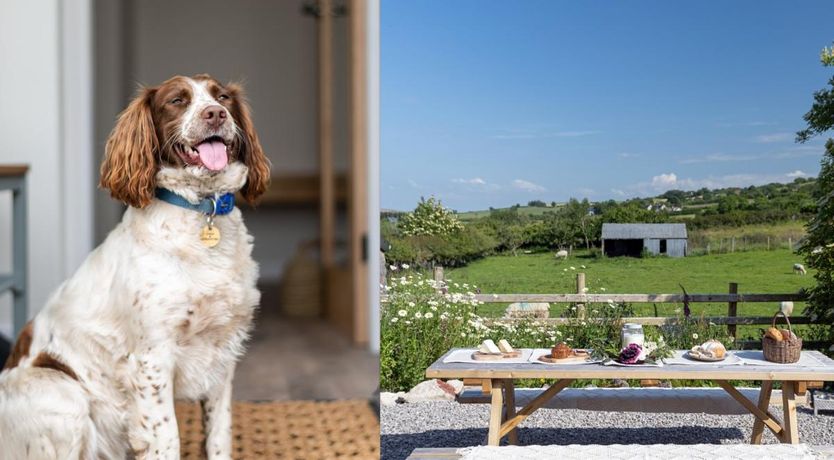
[0, 163, 260, 459]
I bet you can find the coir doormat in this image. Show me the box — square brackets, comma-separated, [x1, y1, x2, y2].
[176, 400, 379, 459]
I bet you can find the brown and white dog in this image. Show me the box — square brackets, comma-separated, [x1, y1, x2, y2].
[0, 74, 269, 459]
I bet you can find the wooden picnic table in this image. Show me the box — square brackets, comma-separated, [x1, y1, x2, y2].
[426, 349, 834, 446]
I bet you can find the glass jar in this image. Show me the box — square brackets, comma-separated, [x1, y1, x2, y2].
[621, 323, 645, 348]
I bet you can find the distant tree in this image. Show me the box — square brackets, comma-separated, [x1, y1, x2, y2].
[717, 194, 745, 213]
[399, 197, 463, 236]
[797, 43, 834, 347]
[602, 202, 668, 225]
[561, 198, 597, 249]
[661, 189, 686, 207]
[528, 200, 547, 207]
[500, 224, 526, 256]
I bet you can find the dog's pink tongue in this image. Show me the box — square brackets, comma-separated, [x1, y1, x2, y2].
[196, 140, 228, 171]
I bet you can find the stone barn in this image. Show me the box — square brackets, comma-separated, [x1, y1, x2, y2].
[601, 223, 688, 258]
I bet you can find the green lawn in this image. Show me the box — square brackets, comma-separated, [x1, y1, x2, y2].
[446, 248, 815, 321]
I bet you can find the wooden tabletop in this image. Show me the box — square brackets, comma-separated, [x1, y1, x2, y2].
[426, 349, 834, 381]
[0, 165, 29, 178]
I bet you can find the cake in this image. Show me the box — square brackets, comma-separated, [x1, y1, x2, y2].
[551, 342, 572, 359]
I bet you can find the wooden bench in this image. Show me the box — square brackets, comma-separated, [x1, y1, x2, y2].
[456, 381, 805, 415]
[407, 445, 834, 460]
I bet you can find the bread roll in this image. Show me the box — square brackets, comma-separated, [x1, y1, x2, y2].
[766, 327, 783, 342]
[779, 329, 794, 341]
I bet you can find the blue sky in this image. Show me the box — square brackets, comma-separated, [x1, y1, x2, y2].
[381, 1, 833, 212]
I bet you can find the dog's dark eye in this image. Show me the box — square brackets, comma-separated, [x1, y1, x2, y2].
[169, 97, 184, 105]
[218, 94, 230, 101]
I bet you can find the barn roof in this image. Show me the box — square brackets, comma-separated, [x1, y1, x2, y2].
[601, 223, 687, 239]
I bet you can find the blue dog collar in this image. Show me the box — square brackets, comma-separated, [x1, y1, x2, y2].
[155, 188, 235, 216]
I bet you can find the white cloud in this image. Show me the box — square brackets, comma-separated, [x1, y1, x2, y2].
[611, 188, 626, 197]
[618, 152, 641, 159]
[407, 179, 421, 189]
[754, 132, 793, 143]
[787, 170, 809, 178]
[452, 177, 487, 185]
[512, 179, 547, 193]
[576, 187, 596, 197]
[651, 173, 678, 189]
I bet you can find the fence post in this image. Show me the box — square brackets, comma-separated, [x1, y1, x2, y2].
[576, 273, 586, 319]
[767, 237, 770, 251]
[433, 266, 444, 292]
[727, 282, 738, 341]
[731, 237, 735, 253]
[788, 237, 793, 251]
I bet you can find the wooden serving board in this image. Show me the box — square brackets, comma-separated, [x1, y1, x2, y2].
[471, 351, 522, 361]
[537, 354, 591, 364]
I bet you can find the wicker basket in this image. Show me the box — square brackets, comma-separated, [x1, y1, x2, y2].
[762, 310, 802, 363]
[280, 240, 321, 318]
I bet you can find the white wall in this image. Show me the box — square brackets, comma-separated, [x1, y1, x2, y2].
[0, 0, 94, 339]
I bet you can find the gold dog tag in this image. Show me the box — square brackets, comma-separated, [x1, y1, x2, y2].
[200, 225, 221, 247]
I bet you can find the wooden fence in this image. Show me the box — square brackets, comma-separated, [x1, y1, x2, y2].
[429, 268, 829, 350]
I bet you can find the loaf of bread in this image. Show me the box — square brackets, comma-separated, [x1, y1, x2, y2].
[779, 329, 794, 341]
[701, 339, 726, 358]
[765, 327, 783, 342]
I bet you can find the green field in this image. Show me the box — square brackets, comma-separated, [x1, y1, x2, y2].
[456, 205, 563, 221]
[446, 248, 814, 322]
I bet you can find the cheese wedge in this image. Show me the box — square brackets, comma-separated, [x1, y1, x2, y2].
[497, 339, 514, 353]
[479, 339, 501, 354]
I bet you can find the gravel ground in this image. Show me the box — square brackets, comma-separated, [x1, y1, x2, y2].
[381, 401, 834, 460]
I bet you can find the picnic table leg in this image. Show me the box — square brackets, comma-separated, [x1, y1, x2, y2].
[503, 379, 519, 445]
[716, 380, 782, 441]
[780, 381, 799, 444]
[488, 379, 504, 446]
[750, 381, 773, 444]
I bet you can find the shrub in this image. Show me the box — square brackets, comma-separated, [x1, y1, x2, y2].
[399, 197, 463, 236]
[385, 225, 498, 267]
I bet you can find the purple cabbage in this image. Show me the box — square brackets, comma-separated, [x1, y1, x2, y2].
[619, 343, 643, 364]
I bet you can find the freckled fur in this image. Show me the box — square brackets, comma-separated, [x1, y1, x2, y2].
[0, 75, 267, 460]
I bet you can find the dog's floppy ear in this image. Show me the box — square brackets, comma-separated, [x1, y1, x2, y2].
[100, 87, 159, 208]
[227, 82, 270, 204]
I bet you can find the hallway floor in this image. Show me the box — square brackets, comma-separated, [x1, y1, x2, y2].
[233, 287, 379, 401]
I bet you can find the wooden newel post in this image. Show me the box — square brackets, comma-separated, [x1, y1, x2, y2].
[727, 282, 738, 341]
[434, 266, 444, 291]
[576, 273, 586, 319]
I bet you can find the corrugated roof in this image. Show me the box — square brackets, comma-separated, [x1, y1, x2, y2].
[602, 223, 687, 239]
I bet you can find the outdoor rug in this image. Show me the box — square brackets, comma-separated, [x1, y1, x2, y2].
[176, 400, 379, 459]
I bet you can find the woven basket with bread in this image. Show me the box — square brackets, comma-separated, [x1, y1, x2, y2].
[762, 310, 802, 363]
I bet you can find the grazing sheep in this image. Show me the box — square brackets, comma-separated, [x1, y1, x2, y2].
[780, 301, 794, 316]
[793, 263, 807, 275]
[555, 249, 568, 260]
